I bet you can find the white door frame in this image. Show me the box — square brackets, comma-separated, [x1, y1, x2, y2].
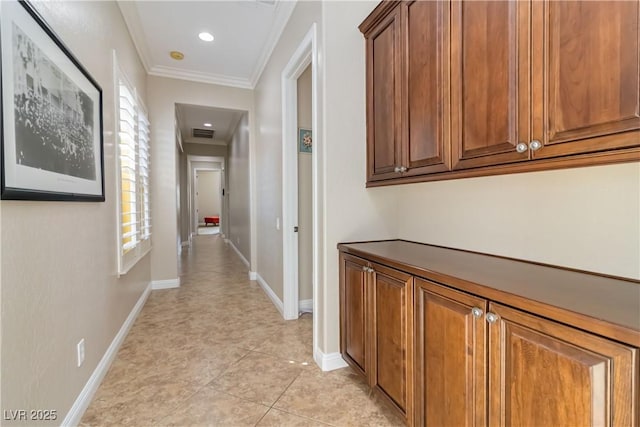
[193, 168, 223, 231]
[187, 155, 224, 243]
[282, 24, 320, 352]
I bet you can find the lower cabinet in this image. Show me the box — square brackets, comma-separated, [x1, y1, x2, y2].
[370, 263, 413, 422]
[489, 303, 637, 427]
[340, 254, 414, 424]
[340, 251, 639, 426]
[340, 254, 369, 376]
[414, 278, 487, 427]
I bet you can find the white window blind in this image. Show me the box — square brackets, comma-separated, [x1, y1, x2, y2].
[117, 71, 151, 274]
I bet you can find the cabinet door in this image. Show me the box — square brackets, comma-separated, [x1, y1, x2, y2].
[414, 278, 488, 427]
[339, 254, 369, 376]
[370, 263, 413, 422]
[451, 0, 531, 170]
[488, 303, 638, 427]
[401, 0, 451, 176]
[365, 4, 403, 182]
[532, 1, 640, 159]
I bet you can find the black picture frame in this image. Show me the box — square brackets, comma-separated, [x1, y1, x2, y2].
[0, 0, 105, 201]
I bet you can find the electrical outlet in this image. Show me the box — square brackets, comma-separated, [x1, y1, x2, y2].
[77, 339, 85, 367]
[276, 217, 280, 230]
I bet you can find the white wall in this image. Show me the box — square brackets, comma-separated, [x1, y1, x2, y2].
[179, 143, 227, 244]
[147, 76, 254, 281]
[318, 0, 640, 360]
[228, 113, 251, 261]
[254, 1, 399, 358]
[297, 65, 313, 301]
[321, 1, 399, 354]
[196, 171, 222, 222]
[395, 163, 640, 279]
[0, 1, 150, 422]
[254, 1, 323, 304]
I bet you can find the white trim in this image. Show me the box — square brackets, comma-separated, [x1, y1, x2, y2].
[116, 1, 153, 73]
[282, 25, 320, 350]
[62, 282, 152, 426]
[118, 1, 296, 90]
[250, 0, 298, 87]
[299, 299, 313, 312]
[249, 271, 258, 281]
[149, 66, 253, 89]
[313, 349, 348, 372]
[256, 273, 284, 317]
[187, 155, 225, 242]
[229, 240, 250, 269]
[151, 278, 180, 290]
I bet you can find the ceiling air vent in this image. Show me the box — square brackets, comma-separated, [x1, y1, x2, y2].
[192, 128, 215, 139]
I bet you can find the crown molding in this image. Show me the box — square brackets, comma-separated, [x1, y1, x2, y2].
[118, 0, 297, 90]
[148, 65, 253, 89]
[117, 1, 152, 73]
[250, 0, 297, 88]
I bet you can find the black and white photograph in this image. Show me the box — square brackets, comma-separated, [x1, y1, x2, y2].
[1, 0, 104, 201]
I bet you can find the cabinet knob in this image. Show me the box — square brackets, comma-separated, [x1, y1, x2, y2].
[399, 166, 408, 172]
[394, 166, 401, 173]
[529, 140, 543, 151]
[471, 307, 484, 318]
[516, 142, 528, 153]
[362, 265, 368, 272]
[367, 267, 375, 274]
[486, 312, 499, 323]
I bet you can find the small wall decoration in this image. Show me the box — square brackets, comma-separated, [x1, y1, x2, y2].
[0, 0, 105, 201]
[298, 128, 312, 154]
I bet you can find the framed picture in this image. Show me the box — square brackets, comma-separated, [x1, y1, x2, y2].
[299, 128, 312, 154]
[0, 0, 104, 201]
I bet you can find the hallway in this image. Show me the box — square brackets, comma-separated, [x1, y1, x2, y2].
[81, 235, 402, 426]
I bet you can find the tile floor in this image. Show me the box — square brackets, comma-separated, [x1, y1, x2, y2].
[81, 234, 402, 426]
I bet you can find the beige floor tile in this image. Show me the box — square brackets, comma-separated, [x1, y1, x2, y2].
[81, 234, 399, 426]
[158, 388, 270, 426]
[256, 408, 331, 426]
[273, 368, 404, 426]
[211, 351, 303, 406]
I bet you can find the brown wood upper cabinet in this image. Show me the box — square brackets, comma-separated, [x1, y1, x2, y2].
[361, 1, 451, 183]
[360, 0, 640, 186]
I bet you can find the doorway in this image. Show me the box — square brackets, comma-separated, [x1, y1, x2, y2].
[195, 169, 223, 235]
[282, 24, 320, 365]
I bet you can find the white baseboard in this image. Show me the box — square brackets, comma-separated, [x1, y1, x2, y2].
[229, 241, 250, 269]
[249, 271, 257, 281]
[256, 273, 284, 317]
[314, 348, 348, 372]
[151, 278, 180, 290]
[299, 299, 313, 312]
[62, 282, 152, 426]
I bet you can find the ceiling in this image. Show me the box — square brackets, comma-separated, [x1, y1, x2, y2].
[175, 104, 245, 146]
[118, 0, 297, 89]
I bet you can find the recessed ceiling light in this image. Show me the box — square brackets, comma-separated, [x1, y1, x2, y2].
[203, 123, 212, 127]
[170, 51, 184, 60]
[198, 32, 214, 42]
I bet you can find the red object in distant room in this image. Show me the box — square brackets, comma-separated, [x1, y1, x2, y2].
[204, 216, 219, 226]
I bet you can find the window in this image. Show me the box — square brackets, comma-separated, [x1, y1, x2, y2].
[117, 70, 151, 274]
